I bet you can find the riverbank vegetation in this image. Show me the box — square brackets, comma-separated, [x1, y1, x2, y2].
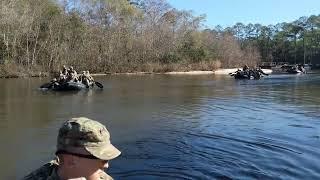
[0, 0, 319, 77]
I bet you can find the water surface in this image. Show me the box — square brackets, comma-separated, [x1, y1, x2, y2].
[0, 73, 320, 179]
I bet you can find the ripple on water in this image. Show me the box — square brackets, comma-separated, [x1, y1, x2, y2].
[2, 73, 320, 179]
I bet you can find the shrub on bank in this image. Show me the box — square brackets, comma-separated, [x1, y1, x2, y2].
[0, 63, 48, 78]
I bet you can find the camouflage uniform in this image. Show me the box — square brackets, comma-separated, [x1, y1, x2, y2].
[23, 160, 113, 180]
[23, 159, 60, 180]
[23, 117, 120, 180]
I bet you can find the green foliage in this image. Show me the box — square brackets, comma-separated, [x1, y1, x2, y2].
[227, 14, 320, 65]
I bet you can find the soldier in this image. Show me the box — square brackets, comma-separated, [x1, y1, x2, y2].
[86, 71, 95, 87]
[257, 67, 268, 76]
[79, 71, 86, 82]
[298, 65, 306, 73]
[67, 66, 78, 82]
[62, 65, 68, 76]
[23, 117, 121, 180]
[243, 64, 249, 72]
[80, 71, 90, 88]
[51, 78, 60, 88]
[58, 70, 67, 84]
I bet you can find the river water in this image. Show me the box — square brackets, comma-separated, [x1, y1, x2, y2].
[1, 72, 320, 179]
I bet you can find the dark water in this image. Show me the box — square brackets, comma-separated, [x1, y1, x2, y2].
[1, 73, 320, 179]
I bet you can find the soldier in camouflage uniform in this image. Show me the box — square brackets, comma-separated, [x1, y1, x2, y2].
[23, 117, 121, 180]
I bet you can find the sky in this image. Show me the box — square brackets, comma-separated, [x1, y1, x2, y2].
[167, 0, 320, 28]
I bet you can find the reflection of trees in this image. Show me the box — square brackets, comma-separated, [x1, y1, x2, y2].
[107, 74, 320, 122]
[0, 78, 104, 179]
[1, 75, 319, 132]
[109, 74, 238, 101]
[99, 75, 240, 126]
[1, 75, 320, 179]
[0, 78, 57, 129]
[0, 78, 57, 179]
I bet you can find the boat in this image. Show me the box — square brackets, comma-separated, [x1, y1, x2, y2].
[40, 81, 103, 91]
[40, 81, 89, 91]
[303, 64, 312, 71]
[230, 69, 268, 80]
[51, 82, 88, 91]
[286, 68, 302, 74]
[39, 66, 104, 91]
[286, 65, 306, 74]
[233, 72, 251, 79]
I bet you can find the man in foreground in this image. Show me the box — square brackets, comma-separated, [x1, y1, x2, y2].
[23, 117, 121, 180]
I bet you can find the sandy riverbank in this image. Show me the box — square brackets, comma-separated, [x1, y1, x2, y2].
[90, 68, 272, 76]
[91, 71, 214, 76]
[0, 69, 272, 78]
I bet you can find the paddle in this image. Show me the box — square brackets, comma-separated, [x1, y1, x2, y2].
[94, 81, 103, 89]
[229, 69, 241, 76]
[229, 71, 238, 76]
[258, 69, 269, 76]
[40, 82, 53, 89]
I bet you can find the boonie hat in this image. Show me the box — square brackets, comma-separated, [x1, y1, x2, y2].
[56, 117, 121, 160]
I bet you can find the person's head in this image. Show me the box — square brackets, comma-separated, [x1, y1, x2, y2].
[56, 117, 121, 180]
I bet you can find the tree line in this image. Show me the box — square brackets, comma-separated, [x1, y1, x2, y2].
[0, 0, 319, 77]
[224, 16, 320, 66]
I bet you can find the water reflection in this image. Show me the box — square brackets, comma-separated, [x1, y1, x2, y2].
[0, 73, 320, 179]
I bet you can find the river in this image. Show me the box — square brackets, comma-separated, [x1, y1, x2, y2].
[1, 72, 320, 179]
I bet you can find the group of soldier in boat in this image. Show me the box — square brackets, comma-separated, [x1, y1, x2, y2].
[285, 64, 306, 74]
[230, 65, 269, 79]
[50, 65, 95, 88]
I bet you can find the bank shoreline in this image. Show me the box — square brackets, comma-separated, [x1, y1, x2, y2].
[80, 68, 272, 76]
[0, 69, 272, 78]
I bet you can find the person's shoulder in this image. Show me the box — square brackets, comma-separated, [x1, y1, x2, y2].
[22, 160, 59, 180]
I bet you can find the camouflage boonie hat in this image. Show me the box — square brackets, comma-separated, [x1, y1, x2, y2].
[57, 117, 121, 160]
